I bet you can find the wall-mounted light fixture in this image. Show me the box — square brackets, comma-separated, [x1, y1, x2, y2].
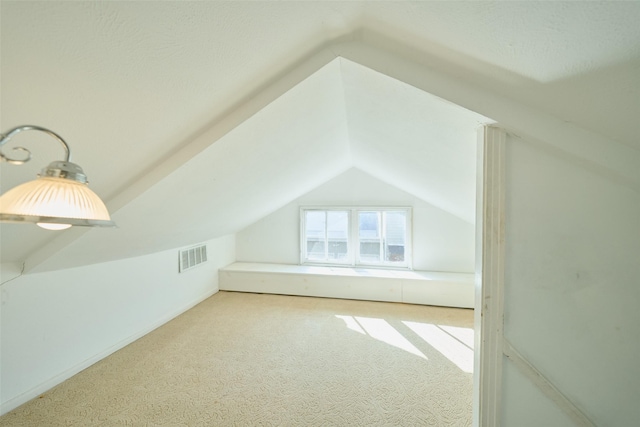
[0, 125, 115, 230]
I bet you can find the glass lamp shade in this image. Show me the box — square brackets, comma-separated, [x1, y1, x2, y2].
[0, 176, 115, 229]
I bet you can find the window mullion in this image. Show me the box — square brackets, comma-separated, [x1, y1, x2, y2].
[351, 209, 357, 266]
[378, 211, 384, 263]
[356, 210, 361, 266]
[324, 211, 328, 261]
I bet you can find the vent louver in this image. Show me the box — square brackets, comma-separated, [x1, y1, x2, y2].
[179, 244, 208, 273]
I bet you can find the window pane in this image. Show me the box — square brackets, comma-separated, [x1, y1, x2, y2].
[359, 211, 381, 263]
[305, 211, 326, 260]
[327, 211, 349, 260]
[359, 211, 379, 239]
[360, 241, 381, 263]
[306, 239, 325, 260]
[384, 211, 406, 262]
[305, 211, 326, 239]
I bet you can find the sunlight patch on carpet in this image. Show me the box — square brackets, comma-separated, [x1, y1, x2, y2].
[336, 315, 427, 359]
[403, 321, 474, 373]
[439, 324, 475, 349]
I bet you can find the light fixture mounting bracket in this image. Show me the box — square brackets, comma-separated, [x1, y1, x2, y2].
[0, 125, 71, 165]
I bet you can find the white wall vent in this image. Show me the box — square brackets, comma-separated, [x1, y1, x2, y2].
[179, 244, 208, 273]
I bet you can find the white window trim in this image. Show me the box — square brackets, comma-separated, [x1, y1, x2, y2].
[300, 206, 412, 269]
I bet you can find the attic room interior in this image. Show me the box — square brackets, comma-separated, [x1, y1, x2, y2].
[1, 2, 639, 426]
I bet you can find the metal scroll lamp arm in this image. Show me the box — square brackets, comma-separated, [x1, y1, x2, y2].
[0, 125, 115, 230]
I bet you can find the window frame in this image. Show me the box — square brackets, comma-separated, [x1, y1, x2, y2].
[300, 206, 412, 269]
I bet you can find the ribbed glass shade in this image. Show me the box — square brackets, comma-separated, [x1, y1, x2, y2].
[0, 176, 111, 221]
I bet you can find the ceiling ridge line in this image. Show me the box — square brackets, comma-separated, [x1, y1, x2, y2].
[336, 57, 355, 168]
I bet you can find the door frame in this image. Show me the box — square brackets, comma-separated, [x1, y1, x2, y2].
[473, 125, 506, 427]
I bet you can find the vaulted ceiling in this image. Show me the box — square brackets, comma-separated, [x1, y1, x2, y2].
[1, 1, 639, 272]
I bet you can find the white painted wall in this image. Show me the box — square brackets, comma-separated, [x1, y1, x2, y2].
[502, 134, 640, 426]
[0, 234, 235, 414]
[236, 168, 475, 273]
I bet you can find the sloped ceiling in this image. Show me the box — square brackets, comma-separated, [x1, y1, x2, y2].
[341, 59, 485, 223]
[16, 58, 490, 272]
[1, 2, 639, 272]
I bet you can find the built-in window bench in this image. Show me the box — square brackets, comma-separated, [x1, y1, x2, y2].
[219, 262, 474, 309]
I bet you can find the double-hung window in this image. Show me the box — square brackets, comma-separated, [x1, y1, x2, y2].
[301, 207, 411, 268]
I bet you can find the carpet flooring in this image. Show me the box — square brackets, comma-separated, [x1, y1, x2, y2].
[0, 291, 474, 426]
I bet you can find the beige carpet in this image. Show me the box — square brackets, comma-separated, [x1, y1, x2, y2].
[0, 291, 474, 426]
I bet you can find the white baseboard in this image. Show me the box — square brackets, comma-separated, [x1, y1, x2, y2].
[1, 289, 219, 415]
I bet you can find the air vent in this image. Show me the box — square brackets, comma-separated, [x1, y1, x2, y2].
[179, 244, 208, 273]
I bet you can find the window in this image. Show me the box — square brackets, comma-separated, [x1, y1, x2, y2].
[304, 210, 349, 262]
[301, 207, 411, 268]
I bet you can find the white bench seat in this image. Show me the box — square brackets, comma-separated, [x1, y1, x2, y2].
[219, 262, 474, 308]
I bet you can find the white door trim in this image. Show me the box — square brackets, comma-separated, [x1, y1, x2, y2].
[473, 125, 507, 427]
